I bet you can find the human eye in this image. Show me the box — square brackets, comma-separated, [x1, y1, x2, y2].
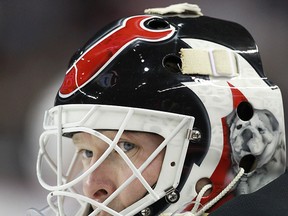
[80, 149, 93, 159]
[118, 141, 136, 153]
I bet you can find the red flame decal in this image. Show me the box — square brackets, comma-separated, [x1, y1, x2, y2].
[59, 15, 175, 97]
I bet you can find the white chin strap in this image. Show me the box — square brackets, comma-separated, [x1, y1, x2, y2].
[161, 168, 245, 216]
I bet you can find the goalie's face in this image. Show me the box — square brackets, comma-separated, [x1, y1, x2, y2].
[72, 130, 165, 215]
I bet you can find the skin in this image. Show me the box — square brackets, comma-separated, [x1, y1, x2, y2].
[72, 130, 165, 215]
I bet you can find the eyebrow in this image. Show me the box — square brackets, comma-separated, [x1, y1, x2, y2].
[120, 132, 144, 144]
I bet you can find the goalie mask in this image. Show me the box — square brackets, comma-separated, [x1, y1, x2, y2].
[33, 3, 286, 216]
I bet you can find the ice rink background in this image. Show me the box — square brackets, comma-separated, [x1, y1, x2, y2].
[0, 1, 287, 215]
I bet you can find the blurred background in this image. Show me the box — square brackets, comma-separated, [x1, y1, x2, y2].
[0, 0, 287, 215]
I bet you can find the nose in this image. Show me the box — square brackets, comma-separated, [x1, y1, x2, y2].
[242, 128, 253, 141]
[83, 156, 117, 203]
[241, 128, 253, 152]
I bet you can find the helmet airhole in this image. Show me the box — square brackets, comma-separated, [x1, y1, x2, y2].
[162, 54, 182, 73]
[239, 154, 257, 173]
[144, 18, 170, 30]
[195, 178, 213, 196]
[237, 101, 254, 121]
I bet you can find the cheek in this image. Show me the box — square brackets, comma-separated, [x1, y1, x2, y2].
[117, 150, 165, 206]
[142, 151, 165, 184]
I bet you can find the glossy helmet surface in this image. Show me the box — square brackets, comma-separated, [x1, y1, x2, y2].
[36, 3, 286, 216]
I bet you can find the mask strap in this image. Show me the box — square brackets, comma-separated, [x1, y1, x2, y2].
[161, 167, 245, 216]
